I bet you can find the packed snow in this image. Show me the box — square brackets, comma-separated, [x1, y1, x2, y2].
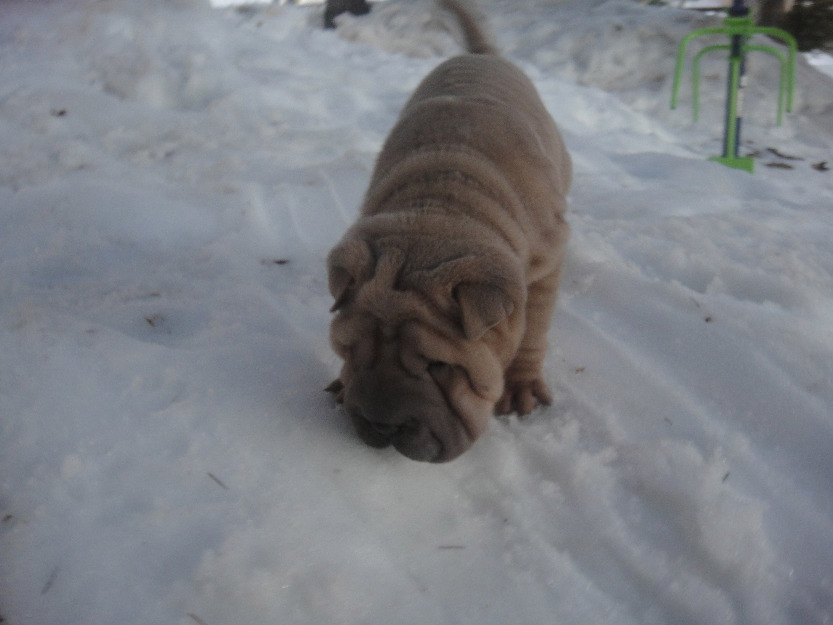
[1, 0, 832, 624]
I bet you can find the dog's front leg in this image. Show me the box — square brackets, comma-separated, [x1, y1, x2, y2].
[496, 266, 563, 415]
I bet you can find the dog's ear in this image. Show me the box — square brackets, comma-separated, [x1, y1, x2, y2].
[327, 238, 374, 311]
[401, 253, 524, 339]
[453, 283, 515, 340]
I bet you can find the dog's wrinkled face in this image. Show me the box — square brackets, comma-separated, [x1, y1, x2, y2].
[330, 315, 498, 462]
[327, 235, 523, 462]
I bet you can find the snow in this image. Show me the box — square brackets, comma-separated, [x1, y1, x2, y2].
[807, 51, 833, 80]
[1, 0, 832, 624]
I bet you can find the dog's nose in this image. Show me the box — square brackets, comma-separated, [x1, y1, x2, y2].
[368, 421, 399, 438]
[368, 417, 420, 440]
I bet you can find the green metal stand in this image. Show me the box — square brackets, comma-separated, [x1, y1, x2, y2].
[671, 4, 797, 174]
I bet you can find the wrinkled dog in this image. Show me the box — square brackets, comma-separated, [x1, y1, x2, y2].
[327, 0, 571, 462]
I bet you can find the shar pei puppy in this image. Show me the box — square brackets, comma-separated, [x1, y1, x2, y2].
[326, 0, 571, 462]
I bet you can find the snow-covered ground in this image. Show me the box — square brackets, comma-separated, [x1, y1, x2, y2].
[807, 50, 833, 80]
[1, 1, 832, 624]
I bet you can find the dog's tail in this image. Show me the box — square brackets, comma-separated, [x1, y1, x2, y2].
[438, 0, 498, 55]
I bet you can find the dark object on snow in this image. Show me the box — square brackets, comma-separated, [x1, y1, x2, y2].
[781, 0, 833, 52]
[766, 146, 803, 160]
[324, 0, 371, 29]
[757, 0, 789, 28]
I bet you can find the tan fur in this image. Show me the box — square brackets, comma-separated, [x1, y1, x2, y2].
[326, 0, 571, 462]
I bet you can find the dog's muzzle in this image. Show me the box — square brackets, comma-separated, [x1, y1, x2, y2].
[344, 370, 471, 463]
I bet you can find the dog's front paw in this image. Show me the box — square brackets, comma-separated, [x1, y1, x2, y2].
[495, 377, 552, 416]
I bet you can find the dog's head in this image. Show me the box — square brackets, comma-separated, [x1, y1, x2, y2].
[327, 231, 525, 462]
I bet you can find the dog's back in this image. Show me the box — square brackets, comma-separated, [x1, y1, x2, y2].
[363, 1, 571, 280]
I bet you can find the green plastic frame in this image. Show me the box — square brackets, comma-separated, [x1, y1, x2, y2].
[671, 14, 798, 173]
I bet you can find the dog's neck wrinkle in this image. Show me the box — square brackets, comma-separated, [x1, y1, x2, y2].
[367, 145, 518, 206]
[358, 210, 526, 277]
[367, 176, 530, 262]
[364, 145, 531, 240]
